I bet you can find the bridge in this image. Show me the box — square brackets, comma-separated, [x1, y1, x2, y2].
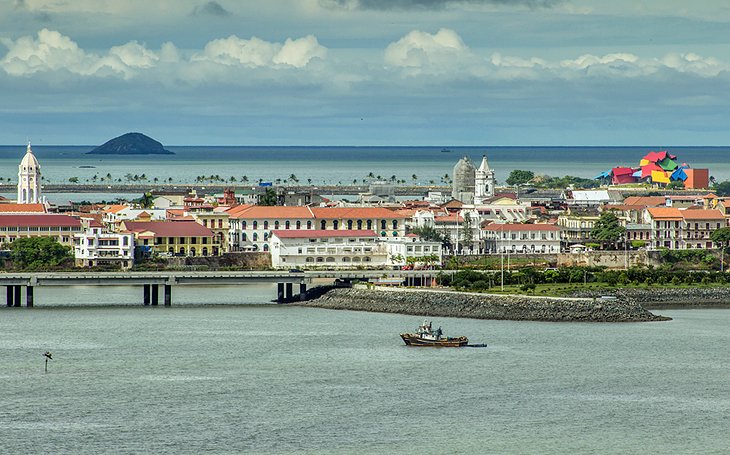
[0, 270, 441, 307]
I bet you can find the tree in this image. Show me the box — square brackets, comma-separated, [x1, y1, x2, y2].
[711, 227, 730, 272]
[714, 181, 730, 196]
[258, 188, 277, 206]
[10, 237, 71, 270]
[590, 212, 626, 247]
[506, 170, 534, 186]
[138, 192, 154, 209]
[68, 177, 79, 183]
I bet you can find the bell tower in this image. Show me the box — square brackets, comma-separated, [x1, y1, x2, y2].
[17, 141, 42, 204]
[474, 154, 495, 204]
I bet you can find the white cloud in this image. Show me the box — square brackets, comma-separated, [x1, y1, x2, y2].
[384, 28, 469, 69]
[273, 36, 327, 68]
[194, 34, 327, 68]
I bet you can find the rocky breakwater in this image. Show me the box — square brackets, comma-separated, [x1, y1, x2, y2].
[571, 287, 730, 308]
[303, 288, 669, 322]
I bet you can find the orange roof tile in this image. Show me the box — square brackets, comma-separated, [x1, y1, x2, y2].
[623, 196, 666, 207]
[311, 207, 403, 219]
[646, 207, 683, 219]
[228, 205, 314, 219]
[681, 209, 725, 220]
[0, 203, 46, 213]
[484, 223, 560, 232]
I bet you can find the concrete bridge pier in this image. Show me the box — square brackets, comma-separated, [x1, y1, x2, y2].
[151, 285, 159, 306]
[164, 285, 172, 306]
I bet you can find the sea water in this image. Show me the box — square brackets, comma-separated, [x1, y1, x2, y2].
[1, 289, 729, 454]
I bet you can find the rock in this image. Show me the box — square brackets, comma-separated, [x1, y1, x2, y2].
[87, 132, 174, 155]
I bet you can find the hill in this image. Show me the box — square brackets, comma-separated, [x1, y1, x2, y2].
[87, 132, 174, 155]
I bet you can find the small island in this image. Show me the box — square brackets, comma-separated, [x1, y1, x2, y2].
[87, 132, 174, 155]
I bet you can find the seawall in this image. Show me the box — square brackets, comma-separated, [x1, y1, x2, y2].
[570, 287, 730, 308]
[302, 287, 669, 322]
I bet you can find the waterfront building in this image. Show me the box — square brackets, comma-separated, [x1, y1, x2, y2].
[73, 222, 134, 268]
[452, 156, 476, 204]
[192, 207, 229, 254]
[120, 220, 219, 257]
[483, 223, 561, 254]
[269, 230, 387, 269]
[226, 206, 407, 252]
[384, 235, 443, 268]
[17, 142, 42, 204]
[645, 207, 726, 250]
[0, 214, 82, 247]
[101, 205, 166, 231]
[557, 208, 600, 242]
[474, 155, 496, 204]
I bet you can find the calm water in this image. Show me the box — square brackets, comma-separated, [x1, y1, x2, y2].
[1, 146, 729, 193]
[1, 287, 729, 454]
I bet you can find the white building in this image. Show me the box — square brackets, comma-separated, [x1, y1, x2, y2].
[17, 142, 42, 204]
[269, 230, 388, 269]
[483, 223, 561, 254]
[385, 235, 443, 268]
[474, 155, 496, 204]
[74, 223, 134, 268]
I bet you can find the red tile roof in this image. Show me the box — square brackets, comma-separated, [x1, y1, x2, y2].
[0, 203, 46, 213]
[271, 229, 377, 239]
[227, 205, 313, 219]
[646, 207, 683, 219]
[0, 214, 80, 227]
[623, 196, 666, 207]
[122, 220, 214, 237]
[310, 207, 401, 219]
[680, 209, 725, 220]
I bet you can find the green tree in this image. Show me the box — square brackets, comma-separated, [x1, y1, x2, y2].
[10, 237, 71, 270]
[714, 181, 730, 196]
[711, 227, 730, 272]
[68, 177, 79, 183]
[505, 170, 534, 186]
[138, 192, 155, 209]
[590, 212, 626, 247]
[258, 188, 278, 206]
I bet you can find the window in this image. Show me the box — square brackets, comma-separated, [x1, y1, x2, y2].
[263, 244, 269, 252]
[357, 220, 363, 229]
[218, 219, 223, 229]
[253, 233, 258, 241]
[307, 221, 312, 229]
[285, 221, 291, 229]
[347, 220, 353, 230]
[203, 220, 208, 227]
[263, 221, 269, 230]
[392, 220, 398, 230]
[242, 221, 247, 230]
[381, 220, 386, 230]
[296, 221, 301, 229]
[242, 233, 247, 241]
[320, 220, 326, 230]
[202, 247, 208, 256]
[253, 221, 258, 229]
[367, 220, 373, 230]
[274, 221, 280, 229]
[333, 220, 339, 230]
[190, 247, 196, 256]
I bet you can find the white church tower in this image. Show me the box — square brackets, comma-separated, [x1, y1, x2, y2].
[17, 142, 42, 204]
[474, 154, 495, 204]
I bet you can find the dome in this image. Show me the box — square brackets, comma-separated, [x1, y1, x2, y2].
[20, 143, 40, 170]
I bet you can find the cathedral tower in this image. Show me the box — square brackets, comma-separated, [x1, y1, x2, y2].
[17, 142, 42, 204]
[474, 154, 495, 204]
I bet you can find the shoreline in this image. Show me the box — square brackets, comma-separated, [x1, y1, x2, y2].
[300, 287, 670, 322]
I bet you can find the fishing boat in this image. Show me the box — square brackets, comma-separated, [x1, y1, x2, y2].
[400, 320, 468, 347]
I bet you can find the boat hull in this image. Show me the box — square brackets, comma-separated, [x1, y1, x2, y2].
[400, 333, 468, 347]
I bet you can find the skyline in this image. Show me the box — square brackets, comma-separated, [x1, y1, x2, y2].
[2, 1, 730, 146]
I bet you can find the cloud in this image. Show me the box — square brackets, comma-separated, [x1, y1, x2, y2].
[193, 34, 327, 68]
[319, 0, 563, 10]
[384, 28, 471, 71]
[191, 1, 232, 17]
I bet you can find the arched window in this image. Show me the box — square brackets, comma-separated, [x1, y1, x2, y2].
[242, 221, 247, 230]
[306, 257, 314, 263]
[179, 247, 185, 255]
[333, 220, 339, 230]
[381, 220, 386, 230]
[347, 220, 353, 230]
[264, 232, 269, 241]
[357, 220, 363, 230]
[263, 221, 269, 230]
[320, 220, 326, 230]
[392, 220, 398, 230]
[367, 220, 373, 230]
[274, 221, 280, 229]
[123, 237, 129, 246]
[326, 257, 335, 263]
[253, 233, 258, 241]
[263, 244, 269, 252]
[342, 257, 351, 262]
[285, 221, 290, 229]
[168, 247, 174, 254]
[252, 221, 258, 230]
[242, 233, 247, 241]
[202, 247, 208, 256]
[190, 247, 196, 257]
[296, 221, 301, 229]
[307, 221, 312, 229]
[316, 257, 324, 263]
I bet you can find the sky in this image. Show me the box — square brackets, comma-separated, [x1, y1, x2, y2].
[1, 0, 730, 146]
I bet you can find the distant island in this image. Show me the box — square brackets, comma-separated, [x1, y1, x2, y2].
[87, 132, 174, 155]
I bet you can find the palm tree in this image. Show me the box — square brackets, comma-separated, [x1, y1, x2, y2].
[289, 174, 299, 183]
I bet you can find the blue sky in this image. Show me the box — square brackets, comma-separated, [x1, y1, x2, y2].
[2, 0, 730, 146]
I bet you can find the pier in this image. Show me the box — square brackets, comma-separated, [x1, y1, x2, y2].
[0, 270, 439, 307]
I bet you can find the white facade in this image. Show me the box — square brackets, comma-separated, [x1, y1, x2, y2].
[385, 237, 443, 268]
[474, 155, 495, 204]
[483, 224, 561, 254]
[270, 230, 388, 269]
[17, 142, 42, 204]
[74, 226, 135, 268]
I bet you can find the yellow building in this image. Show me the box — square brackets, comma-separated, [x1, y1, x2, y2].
[121, 220, 219, 257]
